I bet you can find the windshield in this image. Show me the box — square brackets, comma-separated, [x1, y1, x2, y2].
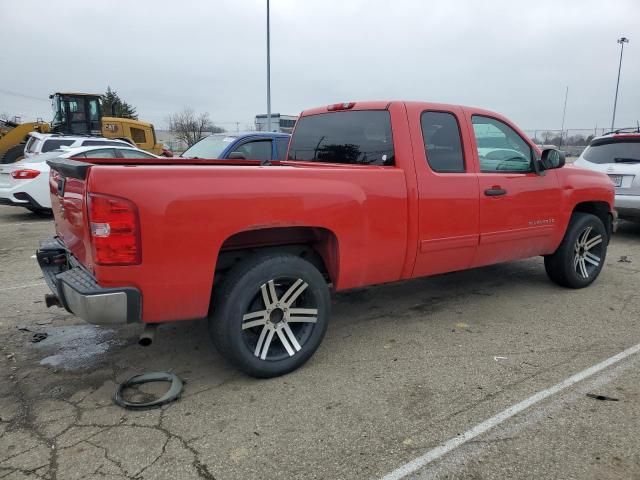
[181, 135, 237, 159]
[583, 138, 640, 164]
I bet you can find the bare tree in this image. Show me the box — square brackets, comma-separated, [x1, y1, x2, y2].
[167, 108, 224, 147]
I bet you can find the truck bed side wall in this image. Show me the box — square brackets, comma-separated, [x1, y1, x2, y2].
[87, 165, 409, 323]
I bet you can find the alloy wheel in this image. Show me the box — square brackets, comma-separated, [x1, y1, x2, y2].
[241, 278, 318, 361]
[573, 226, 604, 279]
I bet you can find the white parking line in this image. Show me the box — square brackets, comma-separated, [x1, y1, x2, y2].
[381, 342, 640, 480]
[0, 282, 46, 292]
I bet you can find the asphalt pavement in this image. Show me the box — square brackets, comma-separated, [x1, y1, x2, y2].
[1, 204, 639, 480]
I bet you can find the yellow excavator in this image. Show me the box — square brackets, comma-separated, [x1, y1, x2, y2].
[0, 92, 166, 163]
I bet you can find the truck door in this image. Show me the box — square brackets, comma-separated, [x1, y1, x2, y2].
[407, 104, 481, 277]
[466, 113, 562, 267]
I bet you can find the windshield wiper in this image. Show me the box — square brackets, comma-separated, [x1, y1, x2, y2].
[614, 157, 640, 163]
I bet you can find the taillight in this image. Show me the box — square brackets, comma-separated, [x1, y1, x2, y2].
[327, 102, 355, 111]
[11, 169, 40, 179]
[88, 193, 141, 265]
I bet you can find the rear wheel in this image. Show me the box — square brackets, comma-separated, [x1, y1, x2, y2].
[1, 144, 25, 164]
[209, 254, 330, 378]
[544, 213, 607, 288]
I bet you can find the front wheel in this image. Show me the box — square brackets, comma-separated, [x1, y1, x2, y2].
[544, 212, 608, 288]
[209, 254, 330, 378]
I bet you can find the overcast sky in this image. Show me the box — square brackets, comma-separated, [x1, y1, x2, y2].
[1, 0, 638, 132]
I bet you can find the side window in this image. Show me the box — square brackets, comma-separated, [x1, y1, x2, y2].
[130, 127, 147, 144]
[233, 140, 272, 161]
[41, 139, 75, 153]
[421, 111, 465, 173]
[275, 137, 290, 160]
[81, 148, 117, 158]
[472, 116, 532, 173]
[287, 110, 394, 166]
[25, 137, 38, 153]
[81, 140, 131, 147]
[118, 149, 156, 159]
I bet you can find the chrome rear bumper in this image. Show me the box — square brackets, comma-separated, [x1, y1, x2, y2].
[36, 237, 141, 325]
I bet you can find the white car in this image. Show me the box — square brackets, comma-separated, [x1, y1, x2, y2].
[0, 145, 159, 213]
[23, 132, 133, 159]
[573, 130, 640, 221]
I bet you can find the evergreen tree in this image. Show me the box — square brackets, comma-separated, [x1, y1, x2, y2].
[101, 87, 138, 120]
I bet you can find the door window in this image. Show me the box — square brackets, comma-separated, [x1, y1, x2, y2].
[472, 116, 532, 173]
[118, 149, 156, 159]
[82, 140, 130, 147]
[421, 111, 465, 172]
[78, 148, 117, 158]
[232, 140, 272, 161]
[275, 137, 290, 160]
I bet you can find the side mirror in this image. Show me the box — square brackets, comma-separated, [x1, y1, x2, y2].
[228, 151, 246, 160]
[540, 148, 565, 170]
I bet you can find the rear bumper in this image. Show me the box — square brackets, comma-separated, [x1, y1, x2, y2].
[615, 194, 640, 219]
[0, 192, 48, 210]
[36, 237, 141, 325]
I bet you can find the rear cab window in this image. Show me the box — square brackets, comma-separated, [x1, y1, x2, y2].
[583, 137, 640, 164]
[288, 110, 394, 166]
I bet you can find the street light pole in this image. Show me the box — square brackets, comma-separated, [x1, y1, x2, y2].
[266, 0, 272, 132]
[611, 37, 629, 132]
[560, 86, 568, 148]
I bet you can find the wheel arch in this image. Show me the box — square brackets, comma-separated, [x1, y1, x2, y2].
[571, 201, 613, 238]
[210, 225, 340, 307]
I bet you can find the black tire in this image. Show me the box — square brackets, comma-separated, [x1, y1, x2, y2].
[209, 254, 330, 378]
[1, 144, 26, 164]
[544, 212, 608, 288]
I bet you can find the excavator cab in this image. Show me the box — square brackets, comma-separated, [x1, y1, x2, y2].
[50, 93, 102, 135]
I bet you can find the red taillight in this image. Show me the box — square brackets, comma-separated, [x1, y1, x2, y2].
[11, 169, 40, 179]
[88, 193, 141, 265]
[327, 102, 355, 111]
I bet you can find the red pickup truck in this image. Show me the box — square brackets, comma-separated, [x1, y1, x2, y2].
[38, 101, 615, 377]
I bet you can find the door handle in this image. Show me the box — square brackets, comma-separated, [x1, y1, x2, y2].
[484, 187, 507, 196]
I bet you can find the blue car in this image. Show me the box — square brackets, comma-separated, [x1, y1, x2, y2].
[180, 132, 291, 162]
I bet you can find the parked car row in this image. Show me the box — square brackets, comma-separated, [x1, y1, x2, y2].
[0, 131, 292, 214]
[0, 142, 159, 213]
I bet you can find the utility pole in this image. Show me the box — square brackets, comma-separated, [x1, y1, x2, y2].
[560, 86, 568, 148]
[266, 0, 272, 132]
[611, 37, 629, 131]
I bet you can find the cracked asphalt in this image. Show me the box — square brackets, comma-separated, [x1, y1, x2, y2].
[1, 204, 640, 480]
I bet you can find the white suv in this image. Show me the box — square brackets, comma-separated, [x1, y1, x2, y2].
[574, 130, 640, 221]
[23, 132, 133, 159]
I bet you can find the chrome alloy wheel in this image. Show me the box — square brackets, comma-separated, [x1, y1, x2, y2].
[241, 278, 318, 361]
[573, 226, 604, 279]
